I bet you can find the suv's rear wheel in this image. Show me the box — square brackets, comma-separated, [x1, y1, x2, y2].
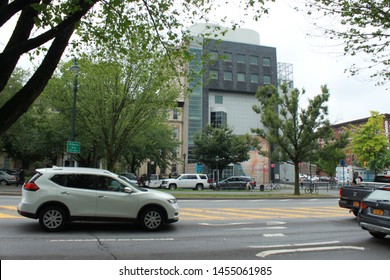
[195, 184, 203, 191]
[39, 206, 67, 232]
[139, 207, 164, 231]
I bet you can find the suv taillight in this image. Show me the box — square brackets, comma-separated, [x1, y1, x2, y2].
[24, 182, 40, 191]
[360, 201, 368, 210]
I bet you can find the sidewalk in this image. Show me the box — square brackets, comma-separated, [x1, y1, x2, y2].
[0, 184, 23, 196]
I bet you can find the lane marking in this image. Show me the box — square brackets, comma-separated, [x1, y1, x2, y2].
[263, 233, 286, 237]
[249, 240, 341, 249]
[256, 245, 365, 258]
[49, 238, 175, 242]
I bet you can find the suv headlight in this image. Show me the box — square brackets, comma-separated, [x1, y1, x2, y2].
[167, 199, 177, 205]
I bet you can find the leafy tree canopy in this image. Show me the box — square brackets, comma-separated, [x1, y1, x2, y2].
[0, 0, 273, 135]
[350, 111, 390, 174]
[252, 83, 332, 195]
[302, 0, 390, 85]
[192, 125, 260, 178]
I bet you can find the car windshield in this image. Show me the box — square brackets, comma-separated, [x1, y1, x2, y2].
[367, 189, 390, 201]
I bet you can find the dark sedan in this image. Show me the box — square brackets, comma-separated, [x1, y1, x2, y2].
[210, 176, 255, 190]
[358, 188, 390, 239]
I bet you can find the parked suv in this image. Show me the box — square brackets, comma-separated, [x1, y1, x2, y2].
[18, 167, 179, 232]
[161, 174, 209, 191]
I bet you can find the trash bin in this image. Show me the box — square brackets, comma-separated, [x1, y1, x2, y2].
[260, 184, 265, 192]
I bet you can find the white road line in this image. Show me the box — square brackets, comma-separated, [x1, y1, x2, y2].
[256, 245, 364, 258]
[248, 240, 341, 249]
[263, 233, 286, 237]
[237, 226, 287, 230]
[49, 238, 174, 242]
[199, 222, 255, 226]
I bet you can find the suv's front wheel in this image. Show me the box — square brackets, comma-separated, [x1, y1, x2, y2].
[39, 206, 67, 232]
[139, 207, 164, 231]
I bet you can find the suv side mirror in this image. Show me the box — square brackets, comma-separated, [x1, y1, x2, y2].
[124, 187, 133, 194]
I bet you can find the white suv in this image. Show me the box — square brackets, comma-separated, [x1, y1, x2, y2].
[18, 167, 179, 232]
[161, 174, 209, 191]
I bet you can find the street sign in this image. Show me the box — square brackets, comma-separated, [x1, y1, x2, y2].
[67, 141, 81, 153]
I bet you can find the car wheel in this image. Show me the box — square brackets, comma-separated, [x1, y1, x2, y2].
[139, 207, 164, 231]
[369, 231, 387, 239]
[169, 184, 177, 190]
[352, 210, 358, 217]
[39, 206, 67, 232]
[0, 180, 7, 186]
[195, 184, 203, 191]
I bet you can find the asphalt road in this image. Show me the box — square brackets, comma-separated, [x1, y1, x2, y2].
[1, 196, 389, 260]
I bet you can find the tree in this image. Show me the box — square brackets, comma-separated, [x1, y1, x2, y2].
[0, 68, 66, 168]
[316, 130, 349, 178]
[120, 119, 180, 174]
[303, 0, 390, 85]
[252, 83, 332, 195]
[0, 0, 272, 135]
[45, 55, 180, 170]
[350, 111, 390, 174]
[192, 125, 260, 181]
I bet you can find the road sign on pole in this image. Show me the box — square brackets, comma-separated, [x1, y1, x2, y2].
[67, 141, 81, 153]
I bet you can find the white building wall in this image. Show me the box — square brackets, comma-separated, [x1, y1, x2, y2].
[209, 91, 262, 135]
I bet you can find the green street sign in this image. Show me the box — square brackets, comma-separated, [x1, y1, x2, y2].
[67, 141, 81, 153]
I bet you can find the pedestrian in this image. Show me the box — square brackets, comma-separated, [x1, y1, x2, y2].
[300, 177, 304, 189]
[245, 181, 252, 192]
[352, 171, 363, 186]
[18, 168, 25, 187]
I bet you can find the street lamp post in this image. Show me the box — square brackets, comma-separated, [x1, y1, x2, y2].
[215, 156, 219, 190]
[183, 153, 186, 174]
[70, 59, 80, 167]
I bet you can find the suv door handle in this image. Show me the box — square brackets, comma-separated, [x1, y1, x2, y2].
[98, 195, 108, 199]
[60, 191, 70, 195]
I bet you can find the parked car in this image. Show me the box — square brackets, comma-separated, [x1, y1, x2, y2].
[119, 172, 139, 185]
[358, 187, 390, 239]
[210, 176, 256, 190]
[0, 171, 18, 186]
[142, 174, 163, 188]
[18, 167, 179, 231]
[160, 174, 209, 190]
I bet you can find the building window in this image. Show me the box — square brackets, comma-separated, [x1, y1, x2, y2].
[173, 109, 178, 120]
[250, 74, 259, 83]
[223, 71, 232, 81]
[173, 127, 179, 139]
[211, 111, 227, 127]
[263, 75, 271, 84]
[237, 72, 245, 82]
[223, 52, 232, 62]
[215, 95, 223, 104]
[210, 51, 218, 62]
[209, 70, 218, 80]
[263, 57, 271, 67]
[250, 55, 258, 65]
[237, 54, 245, 64]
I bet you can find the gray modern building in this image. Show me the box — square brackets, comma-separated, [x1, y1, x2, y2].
[184, 24, 281, 182]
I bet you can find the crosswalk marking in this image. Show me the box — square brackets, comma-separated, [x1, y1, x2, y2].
[180, 206, 350, 221]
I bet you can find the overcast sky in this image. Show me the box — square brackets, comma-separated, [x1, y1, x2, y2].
[238, 0, 390, 124]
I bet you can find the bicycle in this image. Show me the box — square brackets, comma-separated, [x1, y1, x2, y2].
[304, 183, 319, 194]
[265, 182, 281, 191]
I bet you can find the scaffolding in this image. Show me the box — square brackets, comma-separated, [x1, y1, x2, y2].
[277, 62, 294, 89]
